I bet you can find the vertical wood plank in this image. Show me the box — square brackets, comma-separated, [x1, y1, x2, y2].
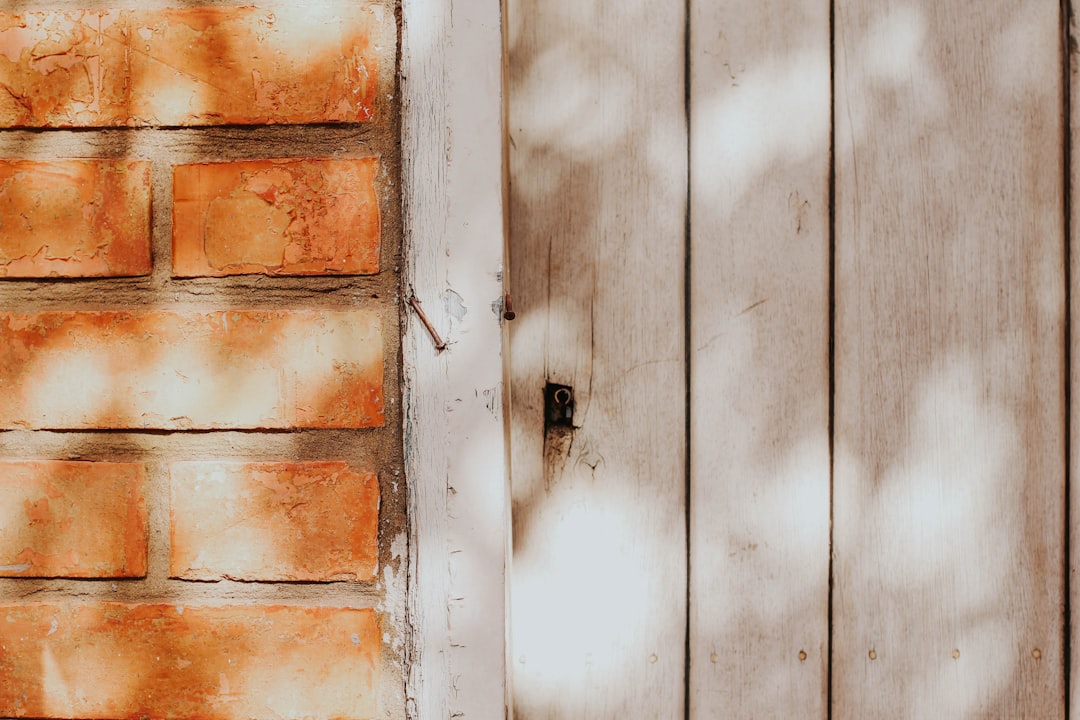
[506, 0, 687, 717]
[401, 0, 510, 717]
[1070, 2, 1080, 714]
[833, 2, 1065, 717]
[688, 0, 832, 716]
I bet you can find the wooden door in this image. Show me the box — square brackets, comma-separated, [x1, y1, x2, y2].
[508, 0, 1072, 718]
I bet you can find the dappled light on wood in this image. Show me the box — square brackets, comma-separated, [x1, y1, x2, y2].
[688, 0, 831, 716]
[832, 0, 1065, 715]
[513, 496, 659, 692]
[693, 48, 829, 207]
[509, 0, 688, 715]
[834, 357, 1051, 716]
[513, 0, 1069, 716]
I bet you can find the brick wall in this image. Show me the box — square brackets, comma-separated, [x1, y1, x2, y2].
[0, 4, 403, 719]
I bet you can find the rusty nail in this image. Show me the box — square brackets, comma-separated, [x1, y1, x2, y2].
[409, 296, 447, 351]
[503, 293, 516, 321]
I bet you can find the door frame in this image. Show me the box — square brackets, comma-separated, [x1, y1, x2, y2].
[400, 0, 511, 717]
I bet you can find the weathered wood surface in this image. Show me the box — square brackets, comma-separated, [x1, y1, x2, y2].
[688, 0, 831, 716]
[1071, 1, 1080, 713]
[507, 0, 688, 717]
[401, 0, 509, 717]
[833, 1, 1065, 717]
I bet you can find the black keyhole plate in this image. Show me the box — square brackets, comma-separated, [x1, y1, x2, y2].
[544, 382, 574, 429]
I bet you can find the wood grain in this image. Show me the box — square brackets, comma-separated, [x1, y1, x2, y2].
[401, 0, 510, 717]
[833, 1, 1065, 716]
[688, 0, 831, 716]
[1070, 1, 1080, 712]
[507, 0, 687, 717]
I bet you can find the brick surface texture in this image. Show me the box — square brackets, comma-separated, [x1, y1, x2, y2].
[0, 309, 385, 430]
[0, 2, 399, 718]
[170, 461, 379, 581]
[0, 603, 380, 720]
[0, 7, 381, 127]
[0, 160, 151, 278]
[173, 158, 381, 277]
[0, 461, 147, 578]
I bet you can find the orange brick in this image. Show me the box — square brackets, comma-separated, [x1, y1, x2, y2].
[170, 461, 379, 581]
[173, 158, 381, 277]
[0, 160, 151, 278]
[0, 310, 384, 430]
[0, 7, 381, 127]
[0, 603, 380, 720]
[0, 461, 147, 578]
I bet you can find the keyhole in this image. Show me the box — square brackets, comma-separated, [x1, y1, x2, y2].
[544, 383, 574, 428]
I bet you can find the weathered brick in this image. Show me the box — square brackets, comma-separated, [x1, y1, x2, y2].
[0, 160, 151, 278]
[173, 158, 381, 277]
[0, 310, 384, 429]
[0, 603, 380, 720]
[0, 6, 381, 127]
[170, 461, 379, 581]
[0, 461, 147, 578]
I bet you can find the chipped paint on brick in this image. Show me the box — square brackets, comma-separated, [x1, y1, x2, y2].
[173, 158, 381, 277]
[0, 7, 381, 127]
[0, 603, 380, 720]
[0, 461, 147, 578]
[0, 160, 151, 278]
[0, 309, 385, 429]
[170, 461, 379, 581]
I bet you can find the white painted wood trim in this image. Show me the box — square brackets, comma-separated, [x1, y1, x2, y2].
[400, 0, 509, 717]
